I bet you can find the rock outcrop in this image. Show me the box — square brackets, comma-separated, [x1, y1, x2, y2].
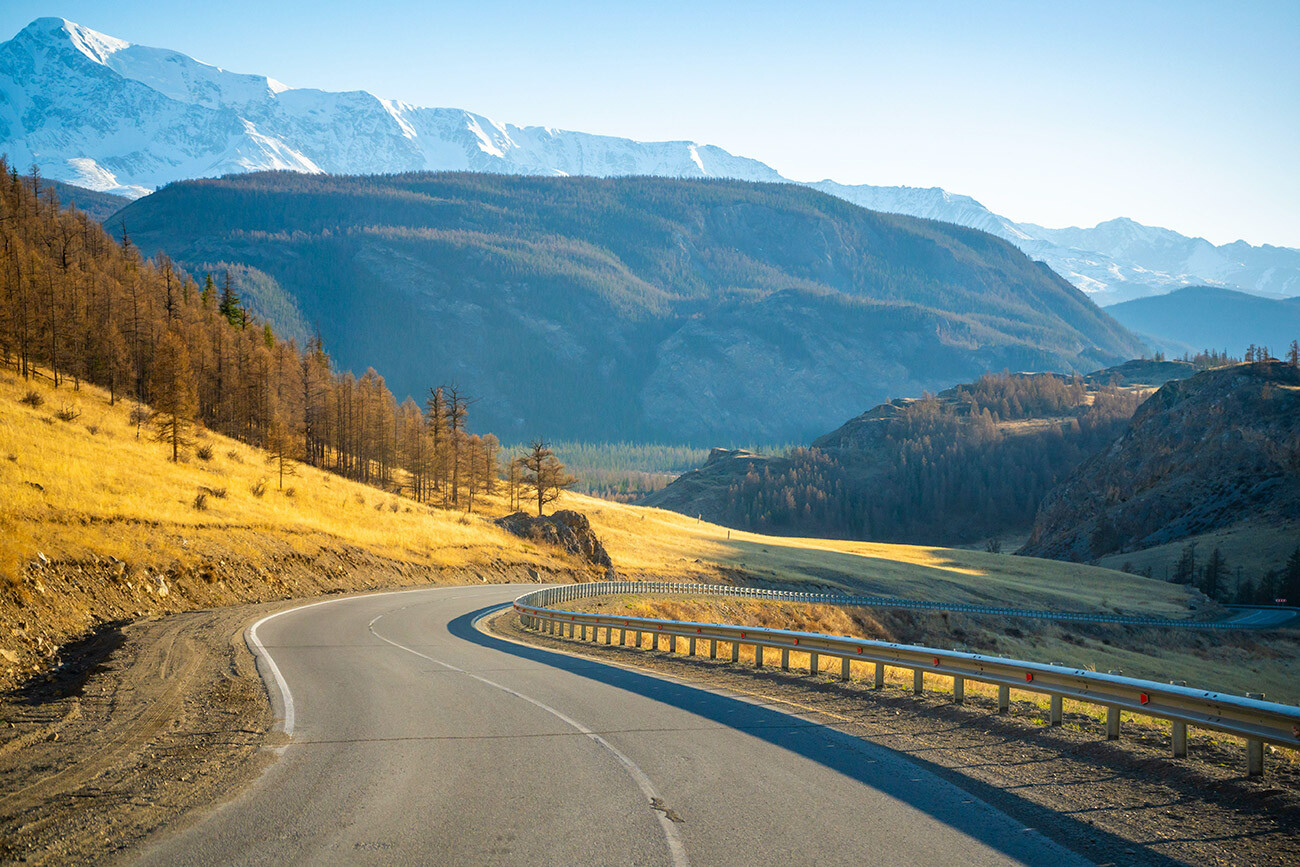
[495, 511, 616, 578]
[1021, 361, 1300, 561]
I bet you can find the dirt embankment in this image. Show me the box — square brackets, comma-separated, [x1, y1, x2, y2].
[496, 610, 1300, 867]
[0, 541, 563, 695]
[0, 557, 560, 865]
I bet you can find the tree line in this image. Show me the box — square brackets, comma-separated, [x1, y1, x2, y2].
[1148, 543, 1300, 607]
[713, 372, 1147, 544]
[0, 160, 573, 513]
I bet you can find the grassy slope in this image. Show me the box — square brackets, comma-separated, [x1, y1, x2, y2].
[0, 367, 1201, 687]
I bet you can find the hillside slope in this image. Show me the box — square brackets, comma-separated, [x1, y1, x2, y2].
[1021, 361, 1300, 564]
[115, 171, 1142, 442]
[1105, 286, 1300, 356]
[644, 362, 1196, 543]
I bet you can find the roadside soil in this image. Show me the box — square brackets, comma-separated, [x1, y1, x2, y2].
[0, 567, 553, 866]
[0, 602, 275, 865]
[493, 611, 1300, 867]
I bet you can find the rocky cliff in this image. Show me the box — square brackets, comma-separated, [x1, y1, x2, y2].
[1020, 361, 1300, 561]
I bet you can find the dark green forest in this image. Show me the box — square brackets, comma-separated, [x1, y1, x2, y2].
[113, 171, 1143, 443]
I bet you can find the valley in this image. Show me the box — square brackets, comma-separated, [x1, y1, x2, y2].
[0, 9, 1296, 862]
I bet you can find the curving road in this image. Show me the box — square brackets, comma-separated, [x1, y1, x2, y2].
[135, 585, 1095, 866]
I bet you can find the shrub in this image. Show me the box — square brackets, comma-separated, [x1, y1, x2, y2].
[196, 444, 214, 461]
[199, 485, 228, 499]
[250, 478, 267, 498]
[226, 449, 243, 463]
[54, 403, 81, 422]
[19, 390, 43, 408]
[193, 491, 209, 511]
[283, 487, 296, 498]
[85, 424, 99, 436]
[388, 501, 400, 512]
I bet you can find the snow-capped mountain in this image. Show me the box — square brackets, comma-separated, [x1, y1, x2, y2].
[2, 17, 1296, 304]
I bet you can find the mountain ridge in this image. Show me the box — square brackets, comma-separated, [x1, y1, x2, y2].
[113, 170, 1144, 442]
[3, 17, 1297, 305]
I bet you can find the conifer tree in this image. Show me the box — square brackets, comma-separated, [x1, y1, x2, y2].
[148, 328, 199, 461]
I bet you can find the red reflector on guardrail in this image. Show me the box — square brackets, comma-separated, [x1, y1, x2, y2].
[932, 657, 939, 666]
[856, 647, 863, 654]
[740, 632, 747, 638]
[794, 638, 799, 645]
[697, 627, 702, 633]
[1293, 724, 1299, 739]
[1025, 673, 1034, 682]
[1140, 693, 1150, 705]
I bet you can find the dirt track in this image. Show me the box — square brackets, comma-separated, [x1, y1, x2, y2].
[0, 601, 285, 865]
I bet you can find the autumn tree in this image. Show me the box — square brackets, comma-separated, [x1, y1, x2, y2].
[265, 416, 299, 490]
[148, 328, 199, 461]
[520, 439, 576, 516]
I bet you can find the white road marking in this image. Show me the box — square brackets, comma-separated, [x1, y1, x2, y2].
[369, 614, 691, 867]
[246, 585, 524, 738]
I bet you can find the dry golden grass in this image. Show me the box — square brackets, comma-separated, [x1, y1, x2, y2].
[0, 370, 567, 584]
[1, 367, 1200, 622]
[574, 496, 1203, 618]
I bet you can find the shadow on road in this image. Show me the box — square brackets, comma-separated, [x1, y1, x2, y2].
[450, 605, 1186, 867]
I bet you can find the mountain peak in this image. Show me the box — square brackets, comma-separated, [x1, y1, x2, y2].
[17, 17, 129, 64]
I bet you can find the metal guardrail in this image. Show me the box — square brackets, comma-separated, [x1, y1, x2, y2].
[524, 580, 1286, 630]
[513, 581, 1300, 776]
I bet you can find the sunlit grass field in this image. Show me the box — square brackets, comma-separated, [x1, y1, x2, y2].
[2, 366, 1200, 619]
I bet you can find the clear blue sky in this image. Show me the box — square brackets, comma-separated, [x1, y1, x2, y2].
[4, 1, 1297, 247]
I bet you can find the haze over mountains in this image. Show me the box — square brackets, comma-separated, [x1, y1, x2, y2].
[115, 171, 1142, 442]
[1105, 286, 1300, 357]
[3, 17, 1297, 306]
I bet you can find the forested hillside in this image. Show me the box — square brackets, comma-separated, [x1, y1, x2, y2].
[0, 160, 500, 509]
[1105, 286, 1300, 358]
[114, 171, 1143, 442]
[645, 363, 1196, 544]
[1022, 361, 1300, 575]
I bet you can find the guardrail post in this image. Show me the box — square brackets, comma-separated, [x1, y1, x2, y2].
[953, 676, 964, 704]
[809, 652, 819, 675]
[781, 648, 790, 671]
[731, 641, 740, 663]
[619, 628, 627, 646]
[604, 626, 612, 645]
[1171, 722, 1187, 757]
[841, 657, 851, 681]
[672, 635, 679, 654]
[874, 663, 884, 689]
[913, 669, 924, 695]
[1247, 740, 1264, 776]
[754, 645, 764, 669]
[709, 639, 718, 659]
[998, 685, 1010, 713]
[1050, 695, 1063, 726]
[635, 630, 643, 648]
[1106, 705, 1120, 740]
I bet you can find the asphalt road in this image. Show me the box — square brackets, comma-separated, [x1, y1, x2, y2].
[1222, 606, 1300, 628]
[135, 585, 1093, 866]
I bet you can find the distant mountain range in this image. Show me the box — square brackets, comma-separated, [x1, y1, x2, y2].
[114, 171, 1143, 442]
[1105, 286, 1300, 356]
[3, 17, 1297, 305]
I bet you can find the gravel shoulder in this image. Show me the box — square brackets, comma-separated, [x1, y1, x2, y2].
[492, 611, 1300, 867]
[0, 600, 292, 865]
